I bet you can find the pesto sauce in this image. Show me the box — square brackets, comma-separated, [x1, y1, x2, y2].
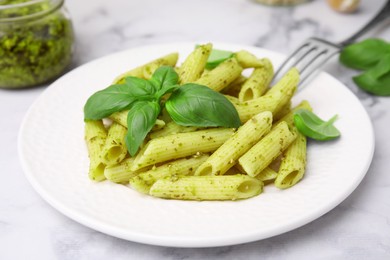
[0, 0, 74, 88]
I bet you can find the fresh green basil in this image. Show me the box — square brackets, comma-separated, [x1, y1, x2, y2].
[84, 65, 241, 156]
[165, 84, 241, 128]
[205, 49, 234, 69]
[294, 109, 340, 141]
[340, 38, 390, 70]
[353, 53, 390, 96]
[126, 101, 160, 156]
[84, 84, 140, 120]
[124, 77, 157, 96]
[149, 66, 179, 91]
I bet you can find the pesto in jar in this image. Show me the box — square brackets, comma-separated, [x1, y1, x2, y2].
[0, 0, 74, 88]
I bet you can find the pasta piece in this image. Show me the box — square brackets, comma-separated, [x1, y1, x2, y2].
[104, 157, 151, 183]
[129, 154, 209, 194]
[235, 50, 265, 68]
[275, 100, 312, 127]
[195, 58, 243, 92]
[113, 52, 179, 84]
[273, 101, 291, 122]
[101, 122, 128, 166]
[238, 121, 297, 177]
[275, 130, 307, 189]
[131, 128, 235, 171]
[256, 167, 278, 184]
[109, 110, 128, 127]
[149, 175, 263, 200]
[142, 62, 160, 79]
[85, 120, 107, 181]
[224, 95, 241, 106]
[85, 119, 107, 140]
[195, 112, 272, 176]
[234, 68, 299, 122]
[179, 43, 212, 84]
[238, 58, 274, 102]
[221, 75, 247, 97]
[149, 121, 198, 139]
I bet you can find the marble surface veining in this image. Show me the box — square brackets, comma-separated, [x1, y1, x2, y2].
[1, 0, 390, 259]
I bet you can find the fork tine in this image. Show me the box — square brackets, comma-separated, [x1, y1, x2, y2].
[299, 51, 340, 87]
[273, 37, 341, 88]
[273, 41, 310, 82]
[299, 49, 329, 74]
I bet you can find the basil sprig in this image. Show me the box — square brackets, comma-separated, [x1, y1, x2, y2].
[339, 38, 390, 96]
[353, 53, 390, 96]
[293, 109, 340, 141]
[205, 49, 234, 69]
[84, 66, 241, 156]
[166, 84, 241, 127]
[340, 38, 390, 70]
[195, 45, 234, 69]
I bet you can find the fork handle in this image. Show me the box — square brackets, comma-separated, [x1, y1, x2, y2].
[339, 0, 390, 47]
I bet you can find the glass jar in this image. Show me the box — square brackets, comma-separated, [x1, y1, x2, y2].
[254, 0, 309, 5]
[0, 0, 74, 89]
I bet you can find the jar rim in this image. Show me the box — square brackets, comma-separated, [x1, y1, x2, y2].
[0, 0, 64, 23]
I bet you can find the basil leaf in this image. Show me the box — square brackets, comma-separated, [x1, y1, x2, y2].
[155, 84, 179, 99]
[353, 53, 390, 96]
[205, 49, 234, 70]
[294, 109, 340, 141]
[340, 38, 390, 70]
[125, 77, 157, 97]
[149, 66, 179, 91]
[126, 101, 160, 156]
[165, 83, 241, 128]
[84, 84, 138, 120]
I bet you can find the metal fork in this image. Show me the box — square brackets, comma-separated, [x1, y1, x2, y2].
[273, 0, 390, 87]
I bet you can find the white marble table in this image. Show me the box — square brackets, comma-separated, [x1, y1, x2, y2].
[1, 0, 390, 259]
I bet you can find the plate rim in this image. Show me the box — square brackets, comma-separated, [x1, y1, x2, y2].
[18, 42, 375, 248]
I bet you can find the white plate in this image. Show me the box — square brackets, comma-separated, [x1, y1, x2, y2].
[18, 43, 375, 248]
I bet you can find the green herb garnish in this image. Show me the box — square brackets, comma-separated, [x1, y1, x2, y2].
[353, 53, 390, 96]
[340, 38, 390, 70]
[293, 109, 340, 141]
[84, 66, 241, 156]
[339, 38, 390, 96]
[165, 84, 241, 127]
[205, 49, 234, 69]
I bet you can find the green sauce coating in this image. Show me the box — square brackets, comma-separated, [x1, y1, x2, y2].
[0, 0, 74, 88]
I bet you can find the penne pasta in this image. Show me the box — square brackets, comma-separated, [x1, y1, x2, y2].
[273, 101, 291, 122]
[129, 154, 209, 194]
[275, 100, 312, 127]
[149, 175, 263, 200]
[104, 157, 150, 183]
[195, 58, 243, 92]
[85, 120, 107, 181]
[235, 50, 266, 68]
[83, 45, 326, 201]
[234, 68, 299, 122]
[131, 128, 235, 171]
[255, 167, 278, 184]
[113, 52, 179, 84]
[275, 130, 307, 189]
[195, 112, 272, 176]
[221, 75, 247, 97]
[101, 122, 128, 166]
[238, 121, 297, 177]
[238, 58, 274, 101]
[179, 43, 212, 84]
